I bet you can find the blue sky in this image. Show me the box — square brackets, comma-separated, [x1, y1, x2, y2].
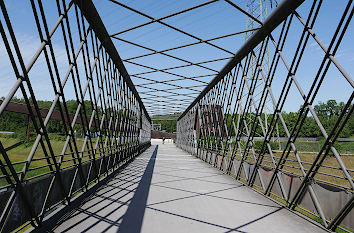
[0, 0, 353, 115]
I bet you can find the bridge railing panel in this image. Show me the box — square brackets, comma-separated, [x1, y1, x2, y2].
[177, 0, 353, 232]
[0, 0, 150, 232]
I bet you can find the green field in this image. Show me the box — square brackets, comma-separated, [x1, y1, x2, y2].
[0, 136, 97, 186]
[278, 140, 354, 154]
[200, 138, 354, 189]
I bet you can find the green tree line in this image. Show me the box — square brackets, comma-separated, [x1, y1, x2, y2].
[225, 100, 353, 138]
[154, 100, 353, 138]
[0, 97, 138, 141]
[1, 99, 353, 139]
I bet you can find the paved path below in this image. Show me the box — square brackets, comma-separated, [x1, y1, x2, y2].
[36, 140, 326, 233]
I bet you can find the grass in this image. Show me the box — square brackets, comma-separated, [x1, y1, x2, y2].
[278, 140, 354, 154]
[0, 135, 140, 187]
[0, 136, 97, 186]
[259, 151, 354, 189]
[217, 139, 354, 189]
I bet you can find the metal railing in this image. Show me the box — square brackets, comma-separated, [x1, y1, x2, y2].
[177, 0, 353, 231]
[0, 0, 150, 232]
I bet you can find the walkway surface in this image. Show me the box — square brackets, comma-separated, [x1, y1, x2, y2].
[37, 140, 327, 233]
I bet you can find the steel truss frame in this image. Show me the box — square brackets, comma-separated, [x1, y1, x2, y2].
[177, 0, 353, 231]
[0, 0, 150, 232]
[103, 0, 268, 115]
[0, 0, 353, 232]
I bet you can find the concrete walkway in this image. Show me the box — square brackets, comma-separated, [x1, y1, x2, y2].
[38, 140, 327, 233]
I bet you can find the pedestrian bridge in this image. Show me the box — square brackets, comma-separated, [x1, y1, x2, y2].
[31, 140, 326, 233]
[0, 0, 353, 232]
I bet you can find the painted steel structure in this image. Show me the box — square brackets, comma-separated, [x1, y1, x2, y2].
[177, 0, 354, 232]
[0, 0, 352, 232]
[99, 0, 270, 116]
[0, 0, 150, 232]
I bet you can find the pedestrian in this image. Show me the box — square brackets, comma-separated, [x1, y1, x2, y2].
[162, 137, 165, 144]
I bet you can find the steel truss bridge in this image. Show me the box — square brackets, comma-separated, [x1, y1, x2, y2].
[0, 0, 353, 232]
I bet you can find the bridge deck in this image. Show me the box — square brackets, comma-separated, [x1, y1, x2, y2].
[36, 140, 326, 233]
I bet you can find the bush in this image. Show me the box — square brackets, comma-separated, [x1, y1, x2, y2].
[318, 139, 354, 155]
[253, 140, 278, 153]
[49, 133, 67, 141]
[339, 141, 354, 154]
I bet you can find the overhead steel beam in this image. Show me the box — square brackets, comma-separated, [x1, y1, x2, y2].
[74, 0, 150, 122]
[178, 0, 305, 120]
[108, 0, 234, 55]
[109, 0, 220, 37]
[118, 29, 259, 61]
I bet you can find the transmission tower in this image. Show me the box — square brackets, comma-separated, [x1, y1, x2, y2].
[245, 0, 281, 149]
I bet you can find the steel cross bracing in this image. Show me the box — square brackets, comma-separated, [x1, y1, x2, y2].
[177, 0, 354, 232]
[91, 0, 272, 116]
[0, 0, 353, 232]
[0, 0, 151, 232]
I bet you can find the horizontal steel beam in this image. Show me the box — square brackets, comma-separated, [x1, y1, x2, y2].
[0, 100, 135, 130]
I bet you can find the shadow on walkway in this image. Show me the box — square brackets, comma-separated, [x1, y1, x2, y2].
[117, 145, 158, 233]
[29, 143, 326, 233]
[30, 145, 158, 233]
